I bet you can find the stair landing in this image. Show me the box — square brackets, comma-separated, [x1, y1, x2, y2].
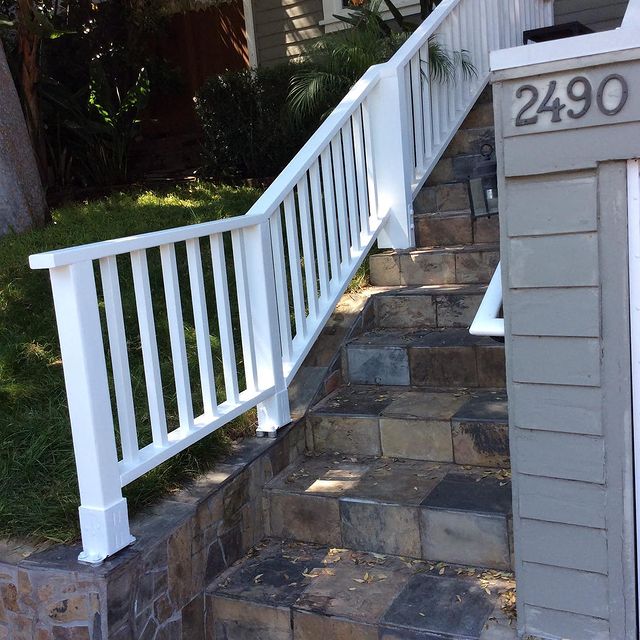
[207, 539, 516, 640]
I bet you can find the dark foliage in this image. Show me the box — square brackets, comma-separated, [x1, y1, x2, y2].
[196, 64, 319, 181]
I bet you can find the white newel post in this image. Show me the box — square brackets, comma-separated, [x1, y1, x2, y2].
[49, 262, 134, 563]
[367, 64, 415, 249]
[245, 221, 291, 436]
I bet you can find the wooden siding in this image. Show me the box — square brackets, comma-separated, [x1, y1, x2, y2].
[555, 0, 628, 31]
[251, 0, 324, 66]
[493, 52, 639, 638]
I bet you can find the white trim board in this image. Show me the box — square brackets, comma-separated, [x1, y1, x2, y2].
[242, 0, 258, 67]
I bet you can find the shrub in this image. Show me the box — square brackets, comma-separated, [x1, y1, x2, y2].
[196, 64, 317, 181]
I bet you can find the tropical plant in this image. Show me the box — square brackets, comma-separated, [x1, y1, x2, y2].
[288, 0, 475, 120]
[1, 0, 171, 190]
[41, 63, 150, 186]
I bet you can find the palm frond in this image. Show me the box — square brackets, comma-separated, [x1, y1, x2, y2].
[288, 0, 475, 119]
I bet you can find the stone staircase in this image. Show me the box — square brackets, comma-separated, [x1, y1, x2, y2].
[204, 88, 515, 639]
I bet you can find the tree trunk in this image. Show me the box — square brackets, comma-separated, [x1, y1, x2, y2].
[0, 39, 47, 236]
[17, 0, 48, 185]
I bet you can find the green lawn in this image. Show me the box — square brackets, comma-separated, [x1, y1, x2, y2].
[0, 182, 264, 544]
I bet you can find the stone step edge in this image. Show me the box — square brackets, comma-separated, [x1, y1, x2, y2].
[264, 482, 511, 515]
[372, 242, 499, 257]
[345, 330, 503, 349]
[309, 384, 507, 417]
[309, 405, 507, 422]
[204, 539, 515, 639]
[414, 209, 474, 219]
[368, 284, 488, 297]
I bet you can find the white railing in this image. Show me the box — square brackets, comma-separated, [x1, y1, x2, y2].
[469, 263, 505, 337]
[29, 0, 551, 563]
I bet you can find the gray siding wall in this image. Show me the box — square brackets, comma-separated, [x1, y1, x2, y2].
[250, 0, 631, 67]
[251, 0, 324, 66]
[493, 53, 639, 639]
[555, 0, 628, 31]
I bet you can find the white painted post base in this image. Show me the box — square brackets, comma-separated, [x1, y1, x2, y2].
[256, 389, 291, 437]
[77, 498, 136, 564]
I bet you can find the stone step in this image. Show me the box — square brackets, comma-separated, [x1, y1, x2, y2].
[414, 211, 500, 248]
[207, 539, 516, 639]
[307, 386, 509, 468]
[371, 284, 486, 329]
[264, 455, 512, 571]
[369, 243, 499, 287]
[344, 328, 505, 388]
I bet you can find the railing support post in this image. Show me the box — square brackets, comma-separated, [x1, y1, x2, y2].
[367, 64, 415, 249]
[244, 222, 291, 437]
[49, 262, 134, 563]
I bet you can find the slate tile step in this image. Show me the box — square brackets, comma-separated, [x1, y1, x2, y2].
[206, 539, 516, 639]
[413, 212, 500, 249]
[370, 284, 487, 329]
[369, 243, 499, 287]
[308, 386, 509, 467]
[344, 328, 505, 388]
[265, 454, 512, 569]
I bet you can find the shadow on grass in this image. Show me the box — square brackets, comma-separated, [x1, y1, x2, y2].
[0, 183, 263, 544]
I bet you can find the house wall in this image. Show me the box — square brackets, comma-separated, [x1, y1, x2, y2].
[251, 0, 324, 66]
[492, 48, 640, 639]
[555, 0, 628, 31]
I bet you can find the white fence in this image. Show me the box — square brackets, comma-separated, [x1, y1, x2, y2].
[29, 0, 552, 563]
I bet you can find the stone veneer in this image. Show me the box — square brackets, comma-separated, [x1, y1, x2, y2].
[0, 424, 306, 640]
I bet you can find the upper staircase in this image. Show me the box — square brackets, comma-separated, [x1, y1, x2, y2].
[205, 88, 516, 640]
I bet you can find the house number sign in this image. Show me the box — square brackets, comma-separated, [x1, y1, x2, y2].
[509, 69, 633, 134]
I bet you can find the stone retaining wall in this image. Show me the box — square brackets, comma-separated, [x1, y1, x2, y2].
[0, 425, 305, 640]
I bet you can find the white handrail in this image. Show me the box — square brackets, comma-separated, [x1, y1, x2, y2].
[29, 0, 550, 563]
[469, 262, 505, 337]
[623, 0, 640, 28]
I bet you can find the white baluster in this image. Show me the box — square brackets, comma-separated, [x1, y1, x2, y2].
[361, 100, 381, 226]
[330, 136, 352, 265]
[283, 192, 307, 339]
[309, 160, 331, 300]
[320, 147, 342, 282]
[99, 256, 138, 463]
[231, 229, 258, 393]
[341, 122, 362, 252]
[209, 234, 240, 405]
[409, 52, 425, 175]
[160, 243, 194, 433]
[451, 6, 464, 111]
[418, 43, 434, 161]
[296, 176, 319, 321]
[351, 110, 371, 238]
[185, 238, 218, 417]
[130, 249, 168, 447]
[269, 209, 294, 362]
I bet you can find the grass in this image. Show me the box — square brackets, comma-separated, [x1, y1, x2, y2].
[0, 182, 265, 544]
